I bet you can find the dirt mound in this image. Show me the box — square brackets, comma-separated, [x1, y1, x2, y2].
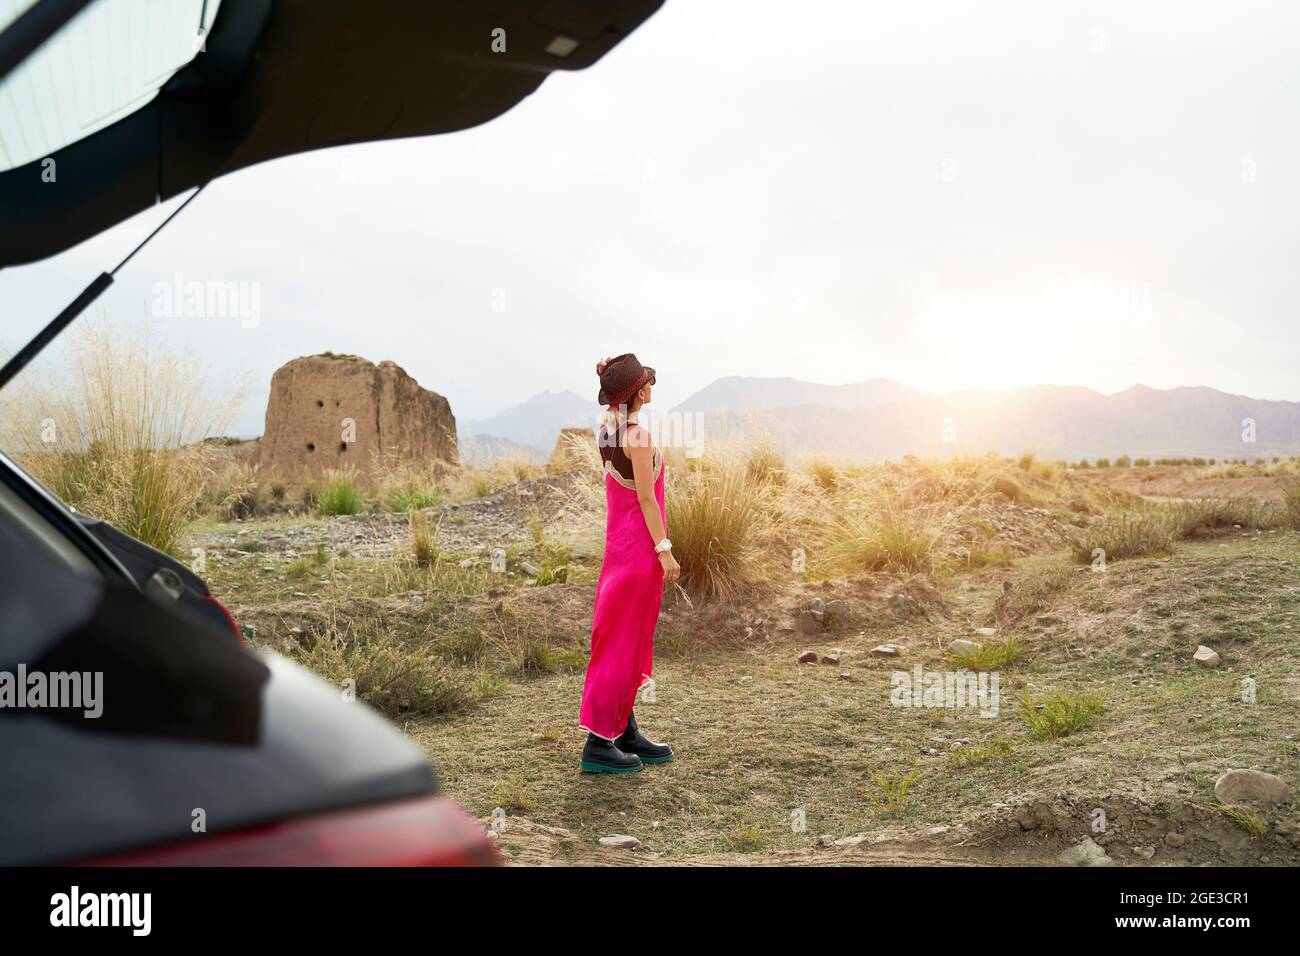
[258, 353, 457, 485]
[485, 794, 1299, 866]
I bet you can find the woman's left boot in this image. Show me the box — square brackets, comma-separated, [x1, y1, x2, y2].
[615, 711, 674, 763]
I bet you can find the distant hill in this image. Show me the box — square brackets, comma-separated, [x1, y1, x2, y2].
[683, 379, 1300, 462]
[460, 389, 597, 464]
[674, 376, 927, 414]
[462, 389, 597, 453]
[456, 432, 547, 468]
[458, 377, 1300, 466]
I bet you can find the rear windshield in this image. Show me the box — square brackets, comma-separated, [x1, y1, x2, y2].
[0, 0, 222, 172]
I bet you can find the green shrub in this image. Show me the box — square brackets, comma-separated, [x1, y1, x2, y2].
[317, 468, 365, 515]
[1021, 690, 1104, 740]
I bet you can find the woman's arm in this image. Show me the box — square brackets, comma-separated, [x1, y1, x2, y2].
[626, 425, 680, 584]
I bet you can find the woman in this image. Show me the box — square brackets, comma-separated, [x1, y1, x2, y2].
[578, 353, 681, 773]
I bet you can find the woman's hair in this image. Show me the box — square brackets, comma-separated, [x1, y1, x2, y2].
[600, 401, 638, 435]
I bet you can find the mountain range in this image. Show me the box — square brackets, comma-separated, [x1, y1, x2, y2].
[458, 377, 1300, 464]
[458, 389, 595, 465]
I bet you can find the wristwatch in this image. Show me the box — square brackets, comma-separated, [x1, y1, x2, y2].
[654, 538, 673, 554]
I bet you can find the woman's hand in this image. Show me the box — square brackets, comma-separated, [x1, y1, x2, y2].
[659, 550, 681, 584]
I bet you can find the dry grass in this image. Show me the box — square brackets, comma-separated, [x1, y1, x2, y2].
[819, 496, 949, 574]
[669, 447, 773, 601]
[0, 323, 240, 553]
[375, 458, 445, 512]
[1284, 480, 1300, 529]
[1071, 511, 1176, 564]
[447, 454, 545, 502]
[1173, 497, 1283, 537]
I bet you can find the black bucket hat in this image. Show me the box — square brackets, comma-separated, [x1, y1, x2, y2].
[597, 353, 656, 406]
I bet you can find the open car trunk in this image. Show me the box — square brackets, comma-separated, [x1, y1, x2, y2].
[0, 0, 663, 269]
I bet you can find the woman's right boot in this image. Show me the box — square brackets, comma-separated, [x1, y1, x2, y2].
[580, 733, 643, 773]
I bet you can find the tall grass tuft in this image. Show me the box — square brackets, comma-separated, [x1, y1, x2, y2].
[1070, 511, 1175, 563]
[203, 461, 264, 520]
[410, 511, 437, 568]
[1283, 480, 1300, 530]
[821, 495, 947, 574]
[670, 450, 771, 602]
[1173, 497, 1281, 538]
[0, 323, 240, 553]
[317, 468, 365, 515]
[377, 460, 444, 512]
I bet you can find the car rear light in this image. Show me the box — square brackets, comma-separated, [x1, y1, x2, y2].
[201, 593, 244, 645]
[75, 796, 500, 867]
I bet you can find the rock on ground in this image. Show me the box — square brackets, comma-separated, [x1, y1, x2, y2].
[1058, 836, 1115, 867]
[598, 834, 642, 850]
[1193, 645, 1221, 668]
[1214, 769, 1289, 805]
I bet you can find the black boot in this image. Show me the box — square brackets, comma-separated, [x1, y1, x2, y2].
[615, 711, 674, 764]
[580, 733, 643, 774]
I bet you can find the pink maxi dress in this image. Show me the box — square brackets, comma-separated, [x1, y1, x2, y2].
[579, 438, 666, 741]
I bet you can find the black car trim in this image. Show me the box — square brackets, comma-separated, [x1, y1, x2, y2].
[0, 451, 133, 583]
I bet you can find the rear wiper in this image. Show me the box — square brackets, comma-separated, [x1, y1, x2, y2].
[0, 184, 205, 392]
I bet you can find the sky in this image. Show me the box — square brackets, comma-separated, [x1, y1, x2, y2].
[2, 0, 1298, 438]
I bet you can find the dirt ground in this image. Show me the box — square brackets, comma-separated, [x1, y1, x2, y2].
[190, 464, 1300, 867]
[1099, 466, 1290, 503]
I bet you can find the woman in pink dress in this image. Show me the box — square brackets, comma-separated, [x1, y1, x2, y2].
[578, 353, 680, 773]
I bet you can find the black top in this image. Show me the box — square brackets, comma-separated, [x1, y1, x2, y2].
[598, 422, 638, 481]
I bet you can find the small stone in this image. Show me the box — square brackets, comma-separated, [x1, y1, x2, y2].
[1035, 614, 1061, 626]
[519, 561, 542, 577]
[458, 558, 475, 569]
[410, 594, 425, 606]
[817, 834, 835, 848]
[798, 650, 820, 664]
[798, 610, 821, 635]
[821, 653, 841, 665]
[824, 599, 849, 619]
[838, 672, 852, 680]
[598, 834, 641, 850]
[1132, 846, 1156, 860]
[1193, 645, 1220, 668]
[974, 627, 997, 637]
[1059, 836, 1115, 866]
[809, 597, 825, 622]
[949, 638, 979, 655]
[1214, 768, 1290, 805]
[870, 644, 900, 657]
[1164, 832, 1186, 847]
